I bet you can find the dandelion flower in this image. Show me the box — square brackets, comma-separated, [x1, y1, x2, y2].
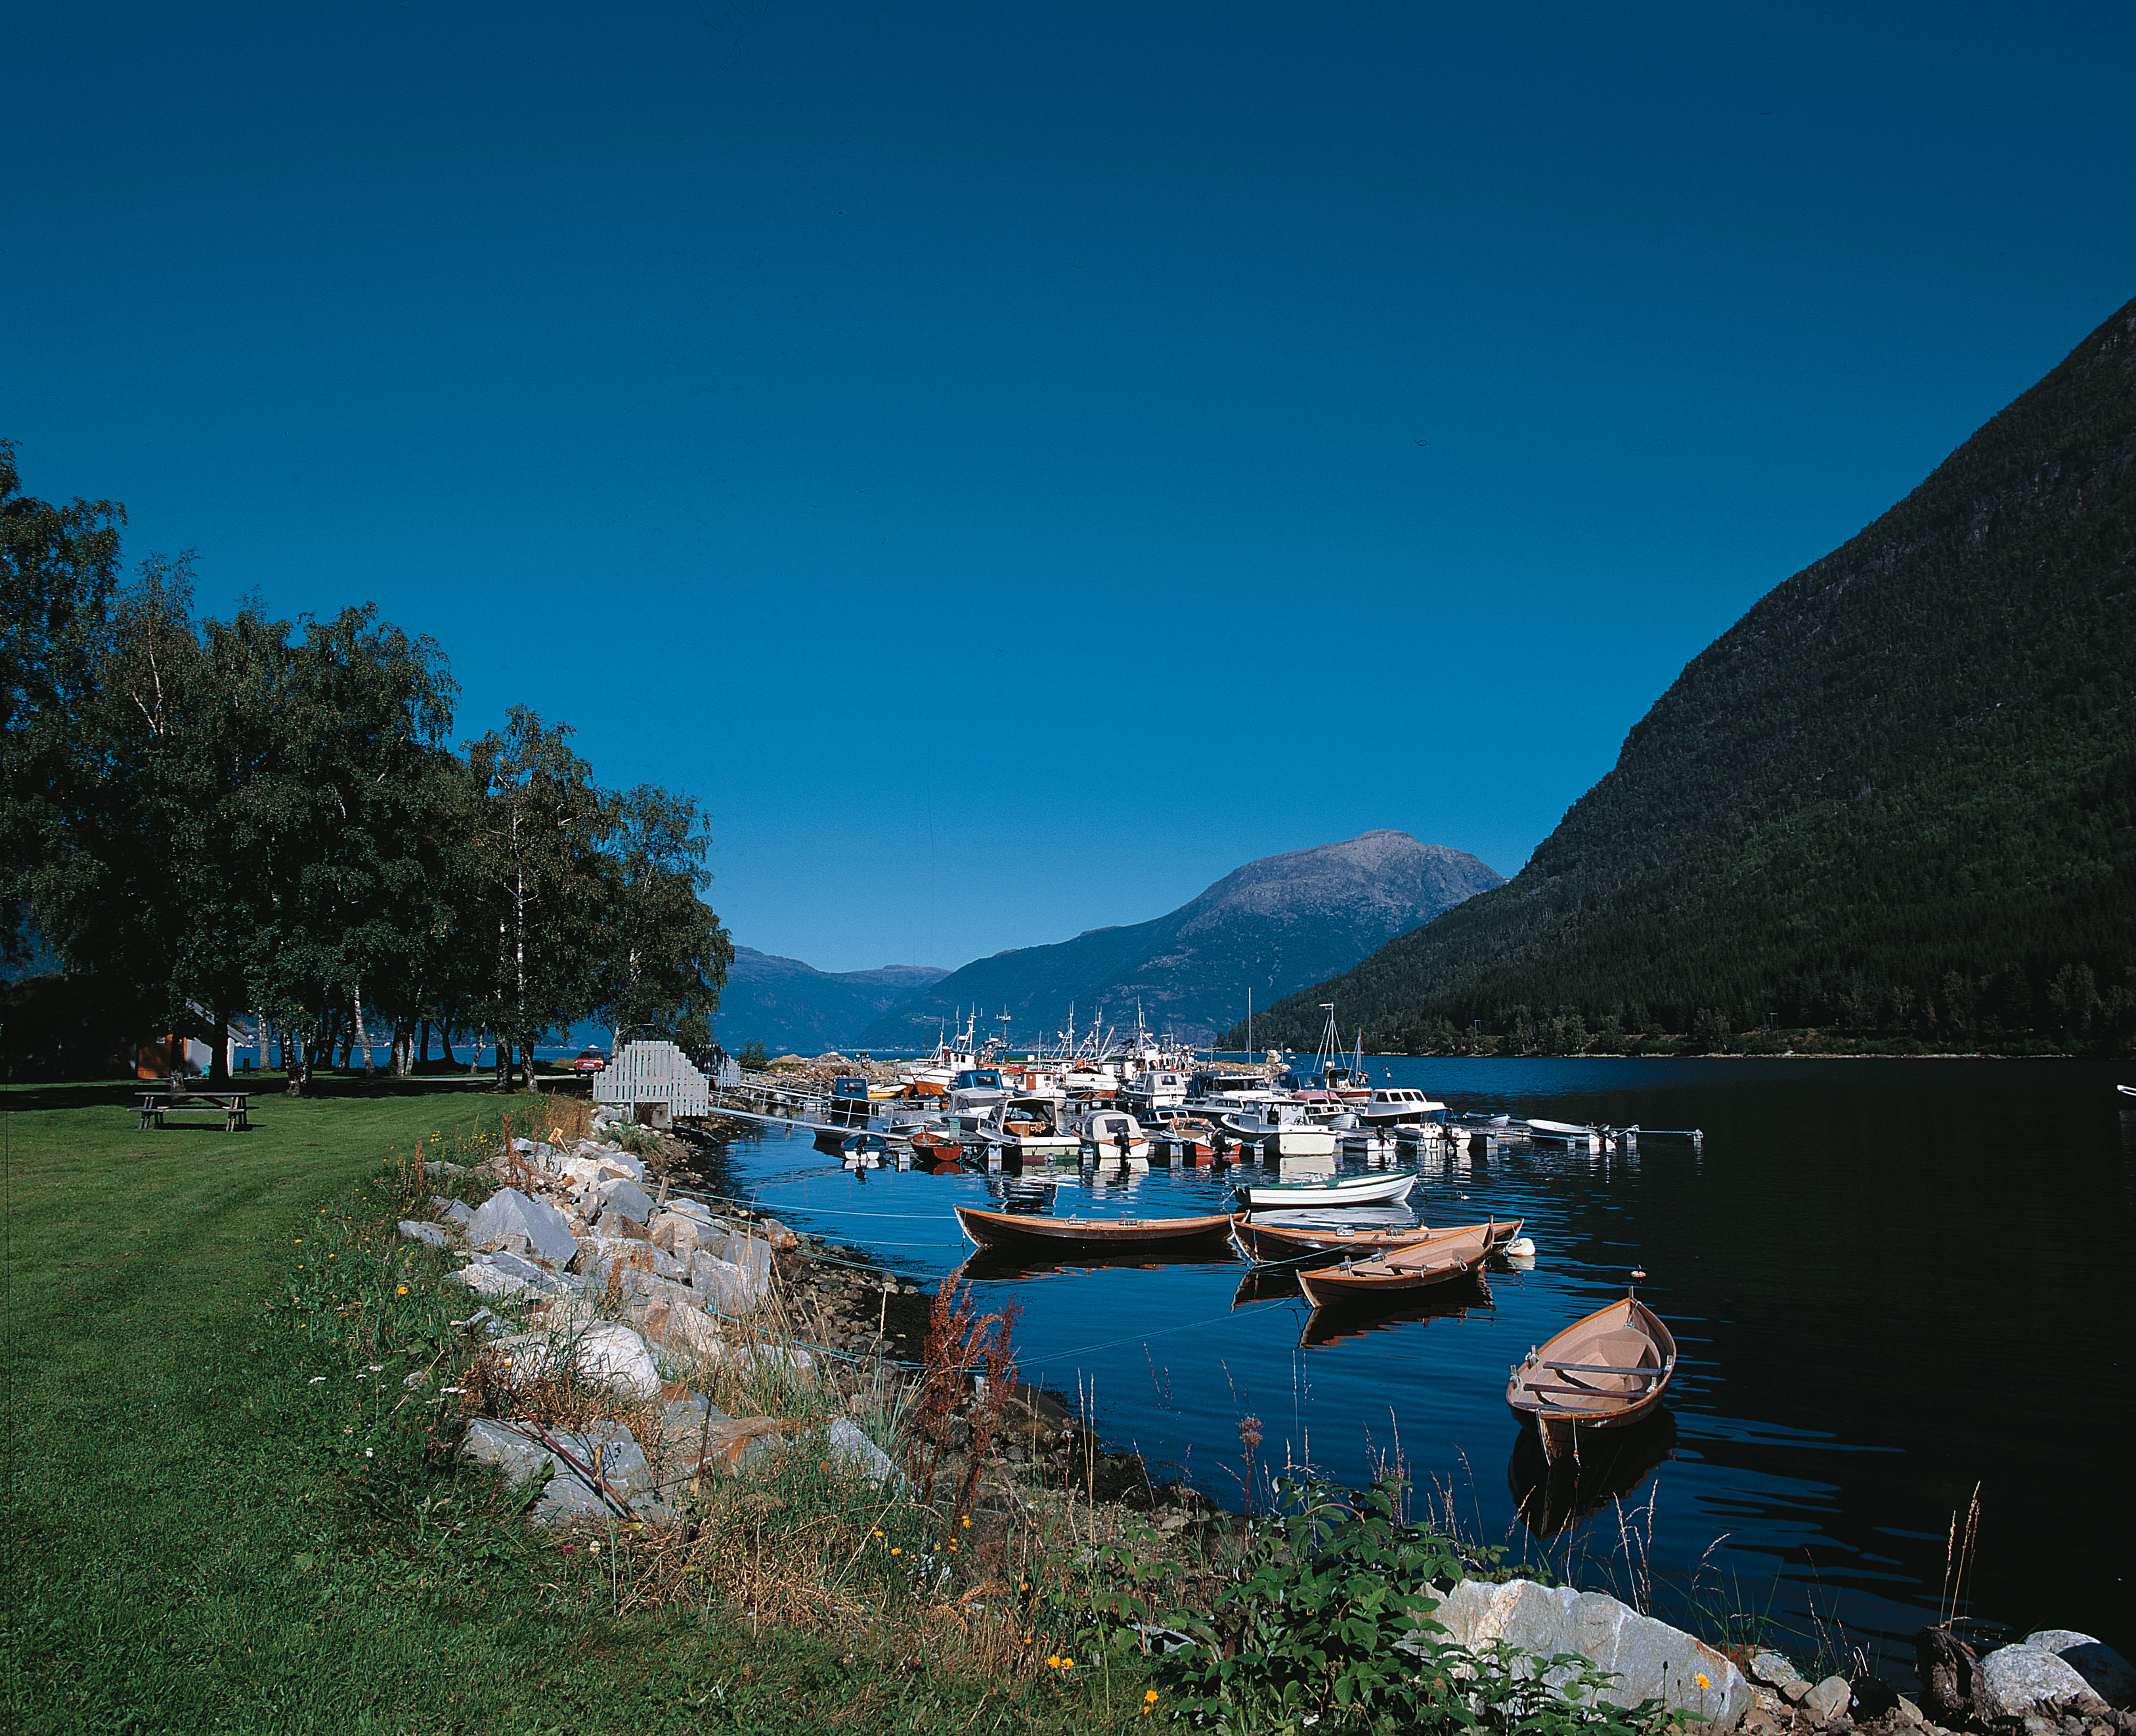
[961, 1516, 971, 1528]
[1047, 1657, 1061, 1670]
[1060, 1658, 1074, 1670]
[1696, 1675, 1711, 1691]
[1146, 1692, 1160, 1704]
[397, 1286, 408, 1295]
[890, 1547, 902, 1555]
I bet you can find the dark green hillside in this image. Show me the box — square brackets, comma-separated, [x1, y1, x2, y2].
[1244, 295, 2136, 1055]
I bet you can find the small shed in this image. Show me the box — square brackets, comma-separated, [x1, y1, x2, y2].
[590, 1040, 711, 1128]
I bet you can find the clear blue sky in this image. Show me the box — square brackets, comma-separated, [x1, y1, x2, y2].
[8, 2, 2132, 972]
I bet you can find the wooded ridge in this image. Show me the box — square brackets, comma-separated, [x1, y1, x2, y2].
[1239, 295, 2136, 1057]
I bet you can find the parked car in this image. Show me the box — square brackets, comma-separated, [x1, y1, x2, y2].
[570, 1047, 609, 1074]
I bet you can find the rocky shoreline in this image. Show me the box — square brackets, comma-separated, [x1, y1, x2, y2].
[392, 1105, 2131, 1733]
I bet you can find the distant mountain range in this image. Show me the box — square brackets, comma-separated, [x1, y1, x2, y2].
[1244, 295, 2136, 1053]
[854, 832, 1503, 1049]
[713, 949, 949, 1055]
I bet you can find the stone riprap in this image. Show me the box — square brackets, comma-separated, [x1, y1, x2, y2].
[398, 1219, 454, 1249]
[467, 1186, 578, 1266]
[1428, 1578, 1750, 1727]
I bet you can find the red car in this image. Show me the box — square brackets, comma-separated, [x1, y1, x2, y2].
[570, 1047, 609, 1074]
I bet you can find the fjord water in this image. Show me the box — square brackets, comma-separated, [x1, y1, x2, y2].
[705, 1059, 2136, 1673]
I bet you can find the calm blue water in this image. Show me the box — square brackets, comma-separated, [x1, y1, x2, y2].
[697, 1058, 2136, 1676]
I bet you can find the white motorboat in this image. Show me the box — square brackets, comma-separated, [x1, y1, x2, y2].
[1219, 1101, 1340, 1158]
[1242, 1169, 1419, 1209]
[1525, 1118, 1601, 1142]
[972, 1095, 1082, 1158]
[1076, 1107, 1152, 1161]
[1357, 1087, 1449, 1129]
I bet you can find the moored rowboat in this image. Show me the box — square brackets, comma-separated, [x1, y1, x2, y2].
[952, 1204, 1234, 1252]
[1506, 1295, 1676, 1461]
[1231, 1216, 1522, 1265]
[1293, 1223, 1494, 1307]
[1241, 1170, 1417, 1209]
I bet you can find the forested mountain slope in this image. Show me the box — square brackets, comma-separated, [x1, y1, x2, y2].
[1246, 295, 2136, 1054]
[860, 832, 1501, 1048]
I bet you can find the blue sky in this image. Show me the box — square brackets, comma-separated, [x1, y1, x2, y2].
[8, 1, 2133, 972]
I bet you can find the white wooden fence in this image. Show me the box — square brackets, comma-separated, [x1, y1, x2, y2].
[590, 1041, 712, 1121]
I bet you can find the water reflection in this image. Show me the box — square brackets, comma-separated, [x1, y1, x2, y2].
[1299, 1277, 1494, 1349]
[1508, 1411, 1679, 1540]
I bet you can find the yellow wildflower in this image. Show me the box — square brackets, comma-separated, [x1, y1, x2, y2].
[1146, 1691, 1160, 1704]
[1696, 1674, 1711, 1691]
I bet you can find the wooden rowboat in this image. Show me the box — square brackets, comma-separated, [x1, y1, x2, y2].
[1231, 1216, 1522, 1265]
[1240, 1170, 1417, 1209]
[1293, 1223, 1494, 1307]
[952, 1204, 1235, 1252]
[1506, 1295, 1676, 1461]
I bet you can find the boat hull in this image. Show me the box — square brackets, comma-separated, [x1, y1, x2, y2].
[1242, 1171, 1418, 1209]
[1506, 1295, 1676, 1460]
[1296, 1239, 1491, 1306]
[953, 1204, 1234, 1251]
[1232, 1216, 1521, 1265]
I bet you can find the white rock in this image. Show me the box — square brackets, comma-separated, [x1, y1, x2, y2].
[596, 1150, 645, 1183]
[594, 1177, 655, 1226]
[466, 1187, 579, 1266]
[689, 1249, 770, 1313]
[447, 1263, 540, 1301]
[399, 1220, 454, 1249]
[2023, 1633, 2136, 1708]
[825, 1417, 907, 1489]
[1751, 1652, 1806, 1691]
[641, 1298, 726, 1362]
[1801, 1676, 1851, 1722]
[1428, 1579, 1750, 1727]
[459, 1417, 659, 1524]
[1980, 1645, 2107, 1720]
[724, 1345, 813, 1378]
[569, 1320, 663, 1400]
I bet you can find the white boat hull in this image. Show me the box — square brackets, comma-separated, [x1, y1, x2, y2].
[1244, 1171, 1418, 1209]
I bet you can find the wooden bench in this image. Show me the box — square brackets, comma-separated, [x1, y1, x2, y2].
[137, 1090, 251, 1132]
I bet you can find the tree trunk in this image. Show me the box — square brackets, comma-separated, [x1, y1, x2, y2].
[390, 1018, 414, 1078]
[257, 1013, 273, 1074]
[520, 1039, 540, 1093]
[494, 1029, 510, 1092]
[208, 1003, 230, 1084]
[354, 987, 376, 1077]
[285, 1020, 313, 1096]
[418, 1018, 431, 1069]
[439, 1022, 458, 1068]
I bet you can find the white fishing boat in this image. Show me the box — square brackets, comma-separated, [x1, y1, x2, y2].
[1525, 1118, 1601, 1143]
[1219, 1100, 1340, 1158]
[972, 1094, 1082, 1158]
[1075, 1107, 1152, 1161]
[1242, 1169, 1418, 1209]
[1357, 1087, 1449, 1129]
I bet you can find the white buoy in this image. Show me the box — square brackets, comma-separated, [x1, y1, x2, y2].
[1504, 1236, 1537, 1258]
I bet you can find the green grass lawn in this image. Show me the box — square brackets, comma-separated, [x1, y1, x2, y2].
[1, 1079, 1147, 1735]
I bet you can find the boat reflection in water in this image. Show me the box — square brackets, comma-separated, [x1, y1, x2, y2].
[949, 1245, 1240, 1284]
[1506, 1410, 1678, 1540]
[1233, 1272, 1494, 1347]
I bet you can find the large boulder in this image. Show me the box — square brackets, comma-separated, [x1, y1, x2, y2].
[466, 1187, 578, 1266]
[640, 1298, 726, 1362]
[490, 1320, 663, 1400]
[1979, 1645, 2110, 1721]
[1429, 1579, 1750, 1727]
[689, 1248, 771, 1313]
[459, 1417, 660, 1524]
[2024, 1633, 2136, 1708]
[594, 1178, 655, 1227]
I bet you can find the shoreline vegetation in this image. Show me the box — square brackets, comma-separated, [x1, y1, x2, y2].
[12, 1079, 2132, 1733]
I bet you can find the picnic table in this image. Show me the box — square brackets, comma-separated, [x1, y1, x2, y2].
[137, 1089, 251, 1132]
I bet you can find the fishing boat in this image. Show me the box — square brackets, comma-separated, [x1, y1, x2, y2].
[1356, 1087, 1449, 1129]
[1219, 1100, 1340, 1158]
[2120, 1085, 2136, 1098]
[952, 1204, 1235, 1252]
[1505, 1294, 1676, 1460]
[972, 1095, 1082, 1158]
[1294, 1223, 1494, 1306]
[1232, 1215, 1521, 1265]
[1240, 1169, 1417, 1209]
[1075, 1107, 1152, 1161]
[1525, 1118, 1600, 1143]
